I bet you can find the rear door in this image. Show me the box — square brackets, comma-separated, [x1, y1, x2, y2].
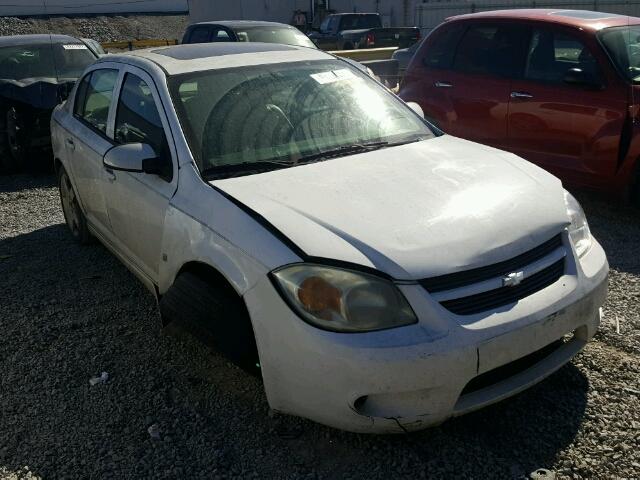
[507, 25, 628, 187]
[64, 66, 119, 237]
[101, 66, 178, 282]
[438, 22, 525, 148]
[399, 23, 465, 127]
[402, 21, 524, 149]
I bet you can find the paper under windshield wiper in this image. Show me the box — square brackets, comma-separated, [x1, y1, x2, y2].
[201, 160, 292, 179]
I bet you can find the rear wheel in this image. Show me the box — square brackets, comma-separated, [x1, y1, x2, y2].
[4, 107, 29, 171]
[58, 167, 91, 244]
[160, 270, 260, 374]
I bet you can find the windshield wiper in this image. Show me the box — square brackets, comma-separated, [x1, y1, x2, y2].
[201, 159, 293, 180]
[296, 138, 425, 164]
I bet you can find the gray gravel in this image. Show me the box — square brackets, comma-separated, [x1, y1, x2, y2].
[0, 14, 188, 43]
[0, 174, 639, 480]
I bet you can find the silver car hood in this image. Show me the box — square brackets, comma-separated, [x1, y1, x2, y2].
[212, 135, 569, 280]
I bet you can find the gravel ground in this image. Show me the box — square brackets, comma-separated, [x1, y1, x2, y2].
[0, 14, 188, 43]
[0, 174, 638, 480]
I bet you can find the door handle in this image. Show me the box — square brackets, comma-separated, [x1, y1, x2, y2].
[511, 91, 533, 99]
[66, 138, 75, 150]
[434, 81, 453, 88]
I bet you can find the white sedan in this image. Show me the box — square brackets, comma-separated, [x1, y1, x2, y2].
[51, 42, 608, 433]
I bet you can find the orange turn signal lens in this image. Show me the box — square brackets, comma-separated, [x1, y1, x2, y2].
[298, 276, 342, 317]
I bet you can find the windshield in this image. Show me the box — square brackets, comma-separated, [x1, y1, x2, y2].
[234, 26, 316, 48]
[0, 42, 96, 81]
[599, 25, 640, 83]
[169, 60, 434, 177]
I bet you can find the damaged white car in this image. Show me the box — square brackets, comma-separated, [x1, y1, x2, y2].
[51, 43, 609, 433]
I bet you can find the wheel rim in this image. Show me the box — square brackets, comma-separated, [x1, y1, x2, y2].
[6, 108, 24, 159]
[60, 173, 80, 236]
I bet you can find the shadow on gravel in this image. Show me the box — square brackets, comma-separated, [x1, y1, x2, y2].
[0, 173, 56, 193]
[0, 222, 591, 479]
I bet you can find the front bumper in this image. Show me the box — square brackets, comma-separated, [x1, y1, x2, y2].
[244, 238, 608, 433]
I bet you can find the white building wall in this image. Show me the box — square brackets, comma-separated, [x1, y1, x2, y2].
[188, 0, 640, 29]
[0, 0, 188, 16]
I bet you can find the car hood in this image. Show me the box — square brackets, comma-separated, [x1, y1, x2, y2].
[212, 135, 569, 280]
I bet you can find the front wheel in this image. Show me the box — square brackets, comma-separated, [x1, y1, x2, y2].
[58, 167, 91, 244]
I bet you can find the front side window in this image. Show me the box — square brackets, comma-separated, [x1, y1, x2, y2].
[169, 60, 434, 177]
[114, 73, 169, 161]
[525, 29, 599, 83]
[75, 68, 118, 134]
[599, 25, 640, 83]
[453, 24, 521, 77]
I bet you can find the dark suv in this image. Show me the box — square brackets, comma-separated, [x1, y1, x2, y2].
[400, 9, 640, 205]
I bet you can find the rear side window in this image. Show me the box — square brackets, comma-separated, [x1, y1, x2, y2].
[189, 26, 211, 43]
[74, 68, 118, 134]
[525, 29, 599, 83]
[453, 24, 521, 77]
[422, 24, 464, 69]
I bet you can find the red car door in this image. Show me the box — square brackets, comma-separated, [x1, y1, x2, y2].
[506, 25, 628, 189]
[401, 21, 524, 149]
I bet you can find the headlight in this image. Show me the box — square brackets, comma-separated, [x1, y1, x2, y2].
[564, 190, 592, 258]
[271, 264, 417, 332]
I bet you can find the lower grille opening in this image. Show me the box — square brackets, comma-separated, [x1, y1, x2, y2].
[460, 331, 575, 397]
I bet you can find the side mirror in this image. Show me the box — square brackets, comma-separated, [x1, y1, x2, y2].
[104, 143, 158, 173]
[563, 67, 602, 88]
[406, 101, 424, 119]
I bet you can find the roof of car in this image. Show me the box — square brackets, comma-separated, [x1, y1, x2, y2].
[99, 42, 333, 76]
[448, 9, 640, 31]
[0, 34, 84, 46]
[190, 20, 296, 29]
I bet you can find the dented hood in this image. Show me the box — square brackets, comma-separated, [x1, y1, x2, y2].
[212, 135, 569, 280]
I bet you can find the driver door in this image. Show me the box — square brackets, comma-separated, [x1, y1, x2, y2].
[507, 26, 627, 187]
[101, 66, 178, 284]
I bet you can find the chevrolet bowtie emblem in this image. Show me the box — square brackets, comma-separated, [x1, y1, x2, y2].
[502, 271, 525, 287]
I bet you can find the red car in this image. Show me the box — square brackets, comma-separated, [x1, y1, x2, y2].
[399, 9, 640, 205]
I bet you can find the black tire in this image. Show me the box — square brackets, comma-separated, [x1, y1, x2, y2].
[0, 107, 12, 173]
[159, 271, 259, 374]
[58, 167, 91, 244]
[2, 106, 29, 172]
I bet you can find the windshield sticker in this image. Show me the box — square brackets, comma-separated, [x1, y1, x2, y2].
[62, 44, 88, 50]
[311, 68, 357, 84]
